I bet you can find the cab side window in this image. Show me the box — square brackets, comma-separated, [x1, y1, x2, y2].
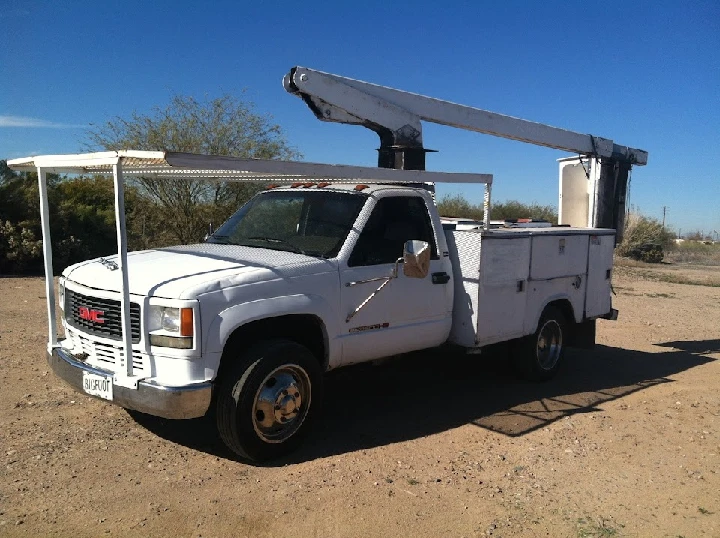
[348, 196, 437, 267]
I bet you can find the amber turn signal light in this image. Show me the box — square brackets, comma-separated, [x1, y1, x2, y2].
[180, 308, 194, 336]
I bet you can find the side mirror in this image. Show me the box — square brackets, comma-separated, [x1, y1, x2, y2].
[403, 240, 430, 278]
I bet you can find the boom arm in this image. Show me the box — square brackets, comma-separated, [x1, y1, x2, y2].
[283, 66, 648, 169]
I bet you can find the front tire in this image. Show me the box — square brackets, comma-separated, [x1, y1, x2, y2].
[216, 339, 323, 461]
[512, 305, 567, 381]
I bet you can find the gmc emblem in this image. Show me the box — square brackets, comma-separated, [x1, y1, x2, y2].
[78, 307, 105, 324]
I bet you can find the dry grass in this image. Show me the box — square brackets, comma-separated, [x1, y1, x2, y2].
[665, 241, 720, 266]
[650, 272, 720, 287]
[614, 257, 720, 287]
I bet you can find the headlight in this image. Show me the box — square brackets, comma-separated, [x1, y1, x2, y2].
[149, 306, 194, 334]
[148, 305, 194, 349]
[161, 307, 181, 332]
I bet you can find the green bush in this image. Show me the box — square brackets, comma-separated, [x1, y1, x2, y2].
[491, 200, 557, 223]
[0, 169, 144, 274]
[0, 220, 43, 273]
[437, 194, 557, 223]
[437, 194, 484, 220]
[617, 213, 674, 263]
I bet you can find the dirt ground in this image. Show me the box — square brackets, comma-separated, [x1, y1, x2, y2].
[1, 265, 718, 538]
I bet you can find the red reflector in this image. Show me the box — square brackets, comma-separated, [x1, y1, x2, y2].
[291, 182, 303, 188]
[317, 182, 330, 188]
[354, 184, 369, 191]
[302, 182, 316, 188]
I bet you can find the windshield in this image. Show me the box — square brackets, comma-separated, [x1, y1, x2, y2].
[206, 190, 367, 258]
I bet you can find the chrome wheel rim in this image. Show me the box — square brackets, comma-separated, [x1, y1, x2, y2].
[252, 364, 311, 443]
[536, 320, 562, 370]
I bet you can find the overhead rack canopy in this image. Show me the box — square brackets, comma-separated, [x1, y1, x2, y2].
[7, 150, 492, 185]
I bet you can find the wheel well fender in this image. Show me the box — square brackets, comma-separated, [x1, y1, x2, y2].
[546, 299, 575, 327]
[204, 294, 337, 371]
[218, 314, 328, 380]
[525, 295, 578, 335]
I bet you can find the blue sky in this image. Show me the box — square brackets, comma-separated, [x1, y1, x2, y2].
[1, 0, 718, 235]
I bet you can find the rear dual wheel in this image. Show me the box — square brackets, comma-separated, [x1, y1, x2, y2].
[216, 339, 322, 461]
[512, 305, 567, 382]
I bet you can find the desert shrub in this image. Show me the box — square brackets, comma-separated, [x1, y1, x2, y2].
[0, 170, 143, 274]
[0, 220, 43, 273]
[437, 194, 557, 223]
[618, 213, 674, 263]
[436, 194, 484, 220]
[492, 200, 557, 223]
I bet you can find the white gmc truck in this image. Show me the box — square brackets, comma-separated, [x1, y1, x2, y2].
[10, 66, 646, 461]
[53, 181, 615, 460]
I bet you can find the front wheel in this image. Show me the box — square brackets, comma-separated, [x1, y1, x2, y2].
[512, 305, 567, 382]
[216, 339, 323, 461]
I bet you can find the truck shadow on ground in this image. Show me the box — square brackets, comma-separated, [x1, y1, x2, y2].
[655, 339, 720, 355]
[129, 341, 716, 464]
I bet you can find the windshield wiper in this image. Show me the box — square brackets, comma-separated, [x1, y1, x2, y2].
[206, 234, 230, 244]
[246, 236, 307, 255]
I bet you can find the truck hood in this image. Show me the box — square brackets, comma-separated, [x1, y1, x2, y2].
[63, 244, 336, 299]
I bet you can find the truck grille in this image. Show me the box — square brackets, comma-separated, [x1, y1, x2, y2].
[67, 328, 147, 374]
[65, 289, 141, 343]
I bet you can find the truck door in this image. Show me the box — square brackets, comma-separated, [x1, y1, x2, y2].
[339, 194, 453, 364]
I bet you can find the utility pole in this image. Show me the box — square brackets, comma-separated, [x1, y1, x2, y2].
[662, 206, 668, 228]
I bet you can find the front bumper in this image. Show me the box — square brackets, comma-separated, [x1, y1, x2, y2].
[48, 347, 213, 419]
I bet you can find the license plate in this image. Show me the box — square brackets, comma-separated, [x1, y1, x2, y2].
[82, 371, 114, 401]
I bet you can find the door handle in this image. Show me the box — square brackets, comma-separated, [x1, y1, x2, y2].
[432, 272, 451, 284]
